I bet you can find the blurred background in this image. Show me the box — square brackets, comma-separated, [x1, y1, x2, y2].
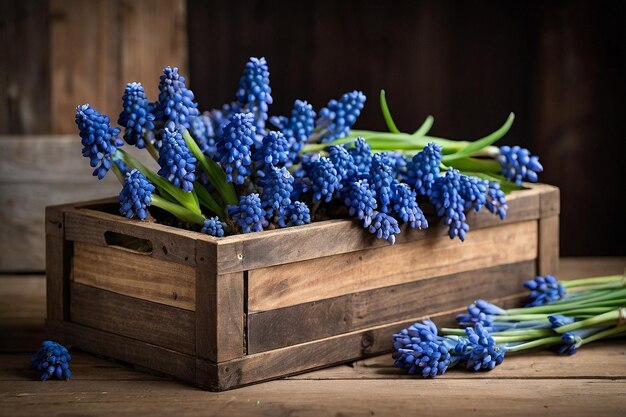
[1, 0, 625, 272]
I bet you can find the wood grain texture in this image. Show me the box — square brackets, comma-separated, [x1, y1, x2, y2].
[248, 220, 539, 311]
[50, 0, 187, 134]
[45, 204, 73, 322]
[538, 215, 560, 276]
[247, 261, 535, 353]
[70, 283, 195, 355]
[214, 186, 543, 274]
[197, 239, 245, 362]
[71, 241, 196, 311]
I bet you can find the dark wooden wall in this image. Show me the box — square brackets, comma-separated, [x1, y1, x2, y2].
[188, 0, 626, 256]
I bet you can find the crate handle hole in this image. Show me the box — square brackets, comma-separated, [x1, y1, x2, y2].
[104, 232, 153, 254]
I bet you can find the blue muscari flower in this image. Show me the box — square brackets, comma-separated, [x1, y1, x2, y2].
[485, 181, 508, 220]
[344, 179, 377, 226]
[157, 126, 197, 192]
[464, 323, 506, 371]
[75, 104, 124, 180]
[308, 156, 341, 203]
[253, 131, 290, 171]
[370, 153, 395, 213]
[279, 201, 312, 228]
[189, 112, 217, 157]
[216, 112, 255, 184]
[201, 217, 225, 237]
[118, 82, 155, 149]
[328, 145, 357, 188]
[316, 90, 366, 142]
[524, 275, 566, 307]
[228, 193, 268, 233]
[346, 137, 372, 178]
[459, 174, 488, 212]
[558, 327, 608, 355]
[391, 182, 428, 229]
[30, 340, 72, 381]
[498, 145, 544, 185]
[259, 166, 294, 220]
[368, 211, 401, 244]
[119, 169, 155, 220]
[406, 143, 442, 196]
[457, 300, 506, 327]
[156, 66, 200, 128]
[236, 57, 273, 133]
[385, 151, 409, 180]
[549, 314, 576, 328]
[271, 99, 316, 163]
[209, 102, 242, 139]
[430, 169, 469, 241]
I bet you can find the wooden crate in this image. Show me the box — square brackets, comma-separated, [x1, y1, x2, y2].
[45, 183, 559, 391]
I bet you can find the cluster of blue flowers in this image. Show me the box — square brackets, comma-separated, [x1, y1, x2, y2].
[523, 275, 567, 307]
[236, 57, 273, 133]
[498, 145, 544, 185]
[119, 169, 155, 220]
[118, 82, 155, 149]
[157, 126, 197, 192]
[156, 66, 200, 129]
[316, 90, 366, 142]
[30, 341, 72, 381]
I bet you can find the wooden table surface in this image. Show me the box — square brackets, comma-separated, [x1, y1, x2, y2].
[1, 257, 625, 417]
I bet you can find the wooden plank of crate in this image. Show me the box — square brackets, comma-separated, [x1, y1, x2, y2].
[196, 240, 245, 363]
[248, 220, 538, 312]
[71, 241, 196, 310]
[215, 185, 542, 274]
[247, 260, 535, 354]
[538, 215, 559, 276]
[70, 283, 196, 355]
[65, 209, 198, 267]
[46, 319, 196, 383]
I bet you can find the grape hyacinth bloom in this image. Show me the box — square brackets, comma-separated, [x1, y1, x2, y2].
[549, 314, 576, 329]
[406, 143, 442, 196]
[119, 169, 155, 220]
[485, 181, 508, 220]
[209, 102, 242, 139]
[524, 275, 566, 307]
[430, 169, 469, 241]
[559, 327, 607, 355]
[464, 324, 506, 371]
[457, 300, 506, 327]
[253, 131, 290, 171]
[228, 193, 268, 233]
[385, 151, 409, 180]
[370, 153, 396, 213]
[316, 90, 366, 142]
[156, 66, 200, 129]
[236, 57, 273, 132]
[279, 201, 311, 228]
[189, 112, 217, 157]
[118, 82, 155, 149]
[259, 166, 294, 219]
[346, 137, 372, 178]
[368, 211, 401, 244]
[216, 112, 256, 184]
[459, 174, 487, 212]
[30, 341, 72, 381]
[327, 145, 357, 188]
[308, 156, 341, 203]
[498, 145, 544, 185]
[75, 104, 125, 179]
[201, 217, 225, 237]
[157, 126, 197, 192]
[391, 182, 428, 229]
[344, 179, 377, 226]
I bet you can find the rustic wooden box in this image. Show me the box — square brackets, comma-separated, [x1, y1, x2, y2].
[45, 183, 559, 391]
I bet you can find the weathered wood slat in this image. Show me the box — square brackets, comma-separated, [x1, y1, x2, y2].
[248, 220, 538, 311]
[45, 204, 74, 321]
[214, 186, 542, 274]
[70, 283, 196, 355]
[538, 214, 560, 276]
[71, 241, 196, 310]
[247, 260, 535, 354]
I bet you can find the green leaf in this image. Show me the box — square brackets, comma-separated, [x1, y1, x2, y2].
[151, 195, 205, 225]
[379, 90, 401, 134]
[194, 182, 226, 219]
[441, 113, 515, 163]
[182, 129, 238, 206]
[411, 115, 434, 137]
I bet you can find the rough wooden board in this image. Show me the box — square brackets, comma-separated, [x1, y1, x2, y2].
[248, 220, 538, 311]
[45, 205, 71, 322]
[538, 215, 560, 276]
[247, 261, 535, 353]
[0, 276, 45, 353]
[215, 186, 542, 274]
[70, 283, 196, 355]
[71, 241, 196, 310]
[50, 0, 187, 134]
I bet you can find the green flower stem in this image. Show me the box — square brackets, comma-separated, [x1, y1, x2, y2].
[379, 90, 401, 134]
[194, 182, 226, 219]
[144, 140, 160, 162]
[562, 275, 624, 288]
[506, 288, 626, 315]
[441, 328, 553, 339]
[151, 195, 204, 225]
[505, 336, 562, 353]
[579, 325, 626, 346]
[117, 149, 201, 215]
[446, 157, 502, 173]
[110, 161, 125, 185]
[182, 129, 238, 206]
[555, 309, 624, 334]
